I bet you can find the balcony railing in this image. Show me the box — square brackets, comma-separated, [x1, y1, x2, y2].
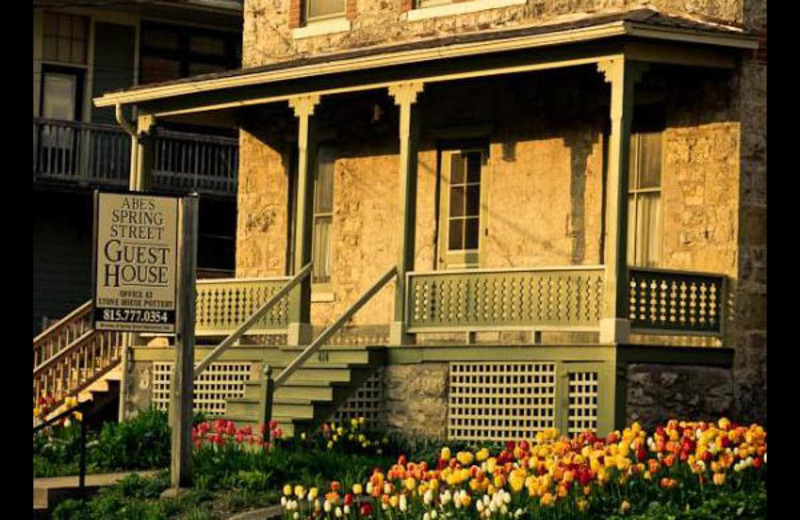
[628, 267, 726, 337]
[406, 266, 606, 333]
[33, 118, 238, 196]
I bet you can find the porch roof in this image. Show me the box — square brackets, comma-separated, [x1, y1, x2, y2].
[94, 8, 757, 114]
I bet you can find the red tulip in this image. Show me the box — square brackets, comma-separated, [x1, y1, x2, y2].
[344, 493, 354, 506]
[360, 503, 373, 516]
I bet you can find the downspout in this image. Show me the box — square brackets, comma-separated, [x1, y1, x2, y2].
[116, 104, 140, 191]
[114, 103, 138, 424]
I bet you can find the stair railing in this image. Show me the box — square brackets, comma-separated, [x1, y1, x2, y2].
[34, 300, 93, 368]
[272, 266, 398, 388]
[33, 328, 125, 408]
[193, 263, 313, 378]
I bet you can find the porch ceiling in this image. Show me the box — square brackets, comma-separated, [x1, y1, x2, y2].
[94, 8, 757, 124]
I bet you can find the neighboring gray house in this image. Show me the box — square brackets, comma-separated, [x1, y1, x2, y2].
[33, 0, 244, 334]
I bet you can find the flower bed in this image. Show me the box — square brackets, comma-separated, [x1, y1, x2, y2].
[279, 419, 767, 520]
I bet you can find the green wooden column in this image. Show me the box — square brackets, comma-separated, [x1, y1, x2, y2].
[388, 82, 424, 346]
[287, 95, 320, 346]
[597, 59, 646, 345]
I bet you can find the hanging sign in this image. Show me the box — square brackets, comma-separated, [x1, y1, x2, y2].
[93, 192, 179, 332]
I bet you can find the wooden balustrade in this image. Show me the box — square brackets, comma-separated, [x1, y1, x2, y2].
[152, 128, 238, 197]
[33, 301, 93, 369]
[406, 266, 605, 332]
[33, 329, 124, 408]
[628, 268, 726, 336]
[195, 277, 292, 336]
[33, 118, 238, 196]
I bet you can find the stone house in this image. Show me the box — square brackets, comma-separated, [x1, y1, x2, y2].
[86, 0, 765, 441]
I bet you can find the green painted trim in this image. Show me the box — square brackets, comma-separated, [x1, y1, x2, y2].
[617, 345, 734, 367]
[385, 344, 618, 364]
[132, 346, 275, 362]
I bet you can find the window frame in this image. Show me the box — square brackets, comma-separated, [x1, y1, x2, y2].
[305, 0, 347, 24]
[436, 141, 489, 270]
[41, 11, 89, 66]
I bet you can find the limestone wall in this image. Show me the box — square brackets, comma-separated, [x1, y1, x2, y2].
[626, 363, 734, 430]
[242, 1, 746, 68]
[383, 363, 449, 439]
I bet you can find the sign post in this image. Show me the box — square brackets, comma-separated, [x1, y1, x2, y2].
[170, 194, 199, 490]
[93, 190, 198, 492]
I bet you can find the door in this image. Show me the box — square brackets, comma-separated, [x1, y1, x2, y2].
[437, 147, 488, 270]
[39, 67, 83, 176]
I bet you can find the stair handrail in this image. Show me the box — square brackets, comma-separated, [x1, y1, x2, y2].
[33, 300, 93, 345]
[33, 329, 96, 376]
[273, 265, 398, 388]
[193, 263, 313, 378]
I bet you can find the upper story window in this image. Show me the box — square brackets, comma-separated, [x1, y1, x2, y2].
[140, 23, 240, 85]
[306, 0, 346, 23]
[42, 12, 88, 65]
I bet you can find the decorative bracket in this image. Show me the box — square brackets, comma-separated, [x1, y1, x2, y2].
[596, 59, 650, 85]
[289, 94, 321, 118]
[388, 81, 425, 106]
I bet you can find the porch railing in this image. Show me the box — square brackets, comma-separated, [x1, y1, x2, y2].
[406, 266, 606, 333]
[33, 118, 238, 196]
[195, 276, 293, 336]
[628, 267, 726, 336]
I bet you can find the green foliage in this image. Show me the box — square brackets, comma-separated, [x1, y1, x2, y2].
[93, 408, 171, 470]
[604, 487, 767, 520]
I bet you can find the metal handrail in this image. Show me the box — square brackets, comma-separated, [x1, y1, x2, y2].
[273, 266, 398, 387]
[193, 263, 313, 378]
[34, 400, 94, 502]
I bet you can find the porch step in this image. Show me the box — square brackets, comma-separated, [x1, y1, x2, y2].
[221, 346, 385, 438]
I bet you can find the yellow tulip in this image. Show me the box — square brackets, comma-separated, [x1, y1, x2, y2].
[441, 447, 451, 461]
[540, 493, 554, 507]
[352, 483, 363, 495]
[283, 484, 293, 496]
[713, 473, 726, 486]
[404, 477, 416, 492]
[456, 451, 474, 466]
[476, 448, 490, 462]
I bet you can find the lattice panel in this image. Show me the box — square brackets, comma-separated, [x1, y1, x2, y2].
[567, 371, 599, 435]
[195, 278, 290, 335]
[628, 269, 724, 334]
[408, 269, 604, 331]
[448, 363, 556, 442]
[152, 362, 251, 416]
[330, 370, 384, 426]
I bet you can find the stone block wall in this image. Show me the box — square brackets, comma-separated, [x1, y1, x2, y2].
[242, 1, 747, 68]
[625, 363, 734, 430]
[383, 363, 449, 439]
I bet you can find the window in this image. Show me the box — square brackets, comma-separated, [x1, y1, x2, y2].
[139, 23, 240, 85]
[447, 150, 482, 252]
[627, 131, 663, 267]
[42, 70, 80, 120]
[42, 12, 88, 65]
[312, 146, 335, 284]
[437, 147, 486, 270]
[306, 0, 346, 23]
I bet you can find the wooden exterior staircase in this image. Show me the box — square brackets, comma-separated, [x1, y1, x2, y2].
[222, 345, 385, 436]
[33, 301, 125, 416]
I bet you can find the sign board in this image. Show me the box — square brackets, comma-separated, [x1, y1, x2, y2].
[93, 192, 179, 333]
